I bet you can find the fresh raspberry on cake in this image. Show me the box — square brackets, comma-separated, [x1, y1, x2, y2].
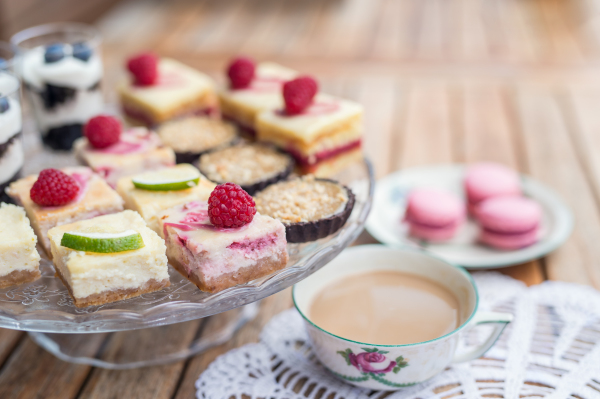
[30, 169, 80, 207]
[84, 115, 122, 149]
[208, 183, 256, 228]
[283, 76, 318, 115]
[127, 52, 159, 86]
[227, 57, 255, 89]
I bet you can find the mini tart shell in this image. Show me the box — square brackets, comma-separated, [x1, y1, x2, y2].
[256, 178, 355, 243]
[197, 143, 295, 196]
[157, 117, 239, 164]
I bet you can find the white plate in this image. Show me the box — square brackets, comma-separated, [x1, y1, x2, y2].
[365, 164, 573, 268]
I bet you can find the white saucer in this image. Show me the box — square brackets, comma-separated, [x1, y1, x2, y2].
[365, 164, 573, 269]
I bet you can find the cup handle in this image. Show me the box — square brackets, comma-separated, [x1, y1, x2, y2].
[451, 311, 513, 364]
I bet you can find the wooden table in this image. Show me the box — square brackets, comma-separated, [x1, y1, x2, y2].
[2, 0, 600, 397]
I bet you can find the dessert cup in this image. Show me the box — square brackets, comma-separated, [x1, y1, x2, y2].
[0, 71, 24, 203]
[11, 23, 104, 150]
[0, 41, 15, 71]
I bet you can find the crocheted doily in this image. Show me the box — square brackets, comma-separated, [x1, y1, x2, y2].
[196, 273, 600, 399]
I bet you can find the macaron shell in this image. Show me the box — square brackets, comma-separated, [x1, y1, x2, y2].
[465, 163, 521, 205]
[480, 228, 538, 250]
[476, 196, 542, 233]
[405, 188, 465, 227]
[409, 221, 462, 241]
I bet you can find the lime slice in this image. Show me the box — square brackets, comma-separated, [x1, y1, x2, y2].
[132, 168, 201, 191]
[61, 230, 145, 253]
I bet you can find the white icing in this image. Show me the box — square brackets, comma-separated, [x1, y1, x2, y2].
[28, 88, 103, 133]
[21, 46, 103, 90]
[0, 138, 23, 184]
[0, 97, 22, 143]
[0, 203, 40, 276]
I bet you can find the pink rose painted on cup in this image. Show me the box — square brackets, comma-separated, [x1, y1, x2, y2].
[337, 348, 409, 377]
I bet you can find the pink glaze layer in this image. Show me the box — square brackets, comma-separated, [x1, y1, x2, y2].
[286, 139, 361, 169]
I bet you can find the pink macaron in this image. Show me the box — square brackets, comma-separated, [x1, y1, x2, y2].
[464, 163, 521, 213]
[477, 196, 542, 250]
[404, 188, 466, 241]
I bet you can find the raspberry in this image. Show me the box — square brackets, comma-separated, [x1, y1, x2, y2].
[84, 115, 122, 148]
[283, 76, 318, 115]
[30, 169, 80, 207]
[127, 53, 158, 86]
[208, 183, 256, 228]
[227, 57, 255, 89]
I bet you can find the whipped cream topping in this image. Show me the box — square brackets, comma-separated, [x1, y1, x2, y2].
[0, 97, 22, 143]
[0, 139, 23, 184]
[21, 46, 103, 90]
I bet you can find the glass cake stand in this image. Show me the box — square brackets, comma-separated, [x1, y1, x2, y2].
[0, 123, 374, 367]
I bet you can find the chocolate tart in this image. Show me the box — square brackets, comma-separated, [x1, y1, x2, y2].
[198, 143, 294, 195]
[157, 116, 238, 164]
[254, 175, 355, 243]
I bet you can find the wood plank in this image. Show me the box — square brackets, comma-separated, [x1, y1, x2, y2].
[398, 83, 454, 168]
[0, 329, 23, 367]
[511, 85, 600, 287]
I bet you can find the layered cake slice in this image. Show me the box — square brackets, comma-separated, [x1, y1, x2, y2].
[219, 58, 297, 136]
[0, 74, 23, 203]
[0, 203, 41, 288]
[6, 167, 124, 257]
[74, 115, 175, 188]
[117, 164, 216, 234]
[20, 43, 103, 150]
[48, 210, 170, 307]
[158, 184, 288, 293]
[256, 77, 363, 177]
[118, 54, 219, 127]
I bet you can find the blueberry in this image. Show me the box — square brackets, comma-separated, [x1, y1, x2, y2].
[0, 97, 9, 113]
[0, 58, 7, 70]
[72, 42, 93, 62]
[44, 44, 65, 63]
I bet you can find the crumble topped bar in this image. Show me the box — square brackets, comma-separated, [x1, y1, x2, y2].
[254, 175, 348, 224]
[0, 203, 41, 288]
[199, 143, 293, 188]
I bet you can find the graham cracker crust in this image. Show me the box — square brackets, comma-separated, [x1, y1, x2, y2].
[0, 269, 41, 289]
[169, 249, 289, 293]
[54, 268, 170, 308]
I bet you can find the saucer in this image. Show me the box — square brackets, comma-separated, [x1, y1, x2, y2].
[365, 164, 573, 268]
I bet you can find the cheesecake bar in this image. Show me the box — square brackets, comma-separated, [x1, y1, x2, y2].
[119, 58, 219, 127]
[0, 203, 41, 288]
[116, 164, 216, 234]
[158, 201, 288, 293]
[219, 62, 297, 136]
[256, 93, 363, 176]
[74, 126, 176, 188]
[6, 167, 124, 257]
[48, 211, 170, 307]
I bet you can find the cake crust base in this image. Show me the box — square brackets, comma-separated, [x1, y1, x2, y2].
[55, 268, 170, 308]
[169, 249, 289, 293]
[0, 269, 41, 289]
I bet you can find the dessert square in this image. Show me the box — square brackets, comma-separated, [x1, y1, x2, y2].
[256, 93, 363, 176]
[74, 126, 176, 188]
[219, 62, 297, 135]
[48, 210, 170, 307]
[6, 167, 124, 257]
[118, 58, 219, 127]
[0, 203, 41, 288]
[158, 201, 288, 293]
[116, 164, 216, 234]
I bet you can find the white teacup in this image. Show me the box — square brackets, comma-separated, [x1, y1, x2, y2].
[293, 245, 512, 390]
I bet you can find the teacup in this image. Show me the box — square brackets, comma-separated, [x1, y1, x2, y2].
[293, 245, 512, 390]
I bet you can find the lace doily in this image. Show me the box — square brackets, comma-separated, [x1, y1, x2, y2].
[196, 273, 600, 399]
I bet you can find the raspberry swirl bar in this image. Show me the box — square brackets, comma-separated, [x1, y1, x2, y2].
[159, 201, 288, 293]
[256, 93, 363, 177]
